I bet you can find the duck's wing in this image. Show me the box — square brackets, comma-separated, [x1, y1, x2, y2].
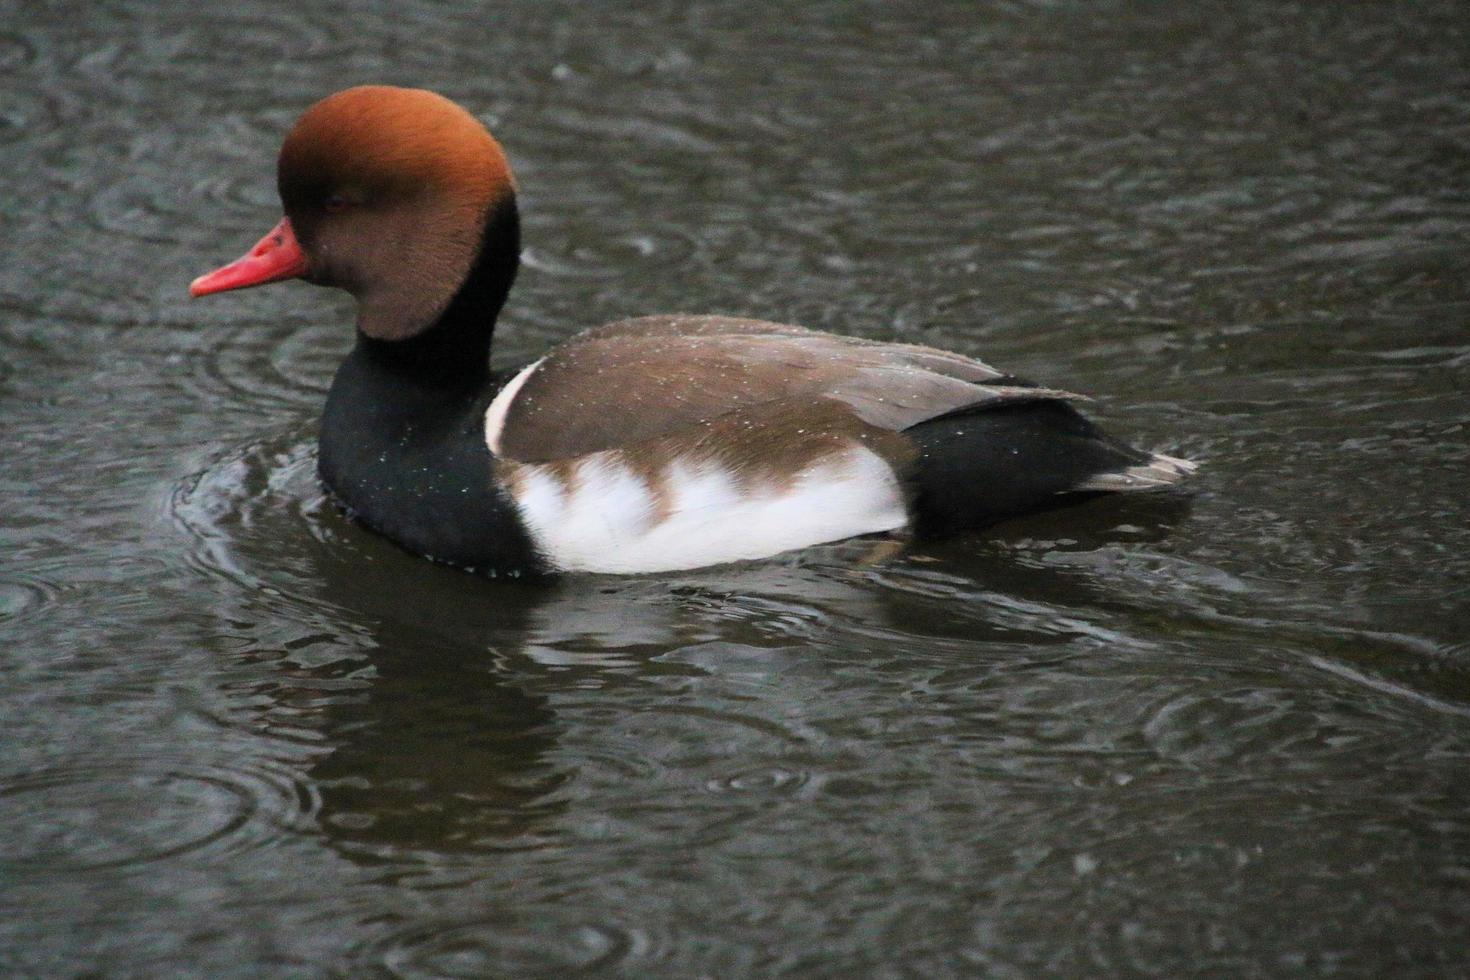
[488, 315, 1079, 463]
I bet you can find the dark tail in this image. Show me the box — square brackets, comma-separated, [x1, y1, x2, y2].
[903, 400, 1196, 539]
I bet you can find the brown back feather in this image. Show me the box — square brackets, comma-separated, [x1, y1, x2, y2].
[496, 315, 1078, 463]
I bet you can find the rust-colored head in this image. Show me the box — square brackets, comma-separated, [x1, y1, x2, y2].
[193, 86, 517, 341]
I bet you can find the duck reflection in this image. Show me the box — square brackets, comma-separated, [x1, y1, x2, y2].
[270, 486, 1193, 861]
[828, 492, 1200, 646]
[304, 643, 565, 856]
[292, 524, 567, 859]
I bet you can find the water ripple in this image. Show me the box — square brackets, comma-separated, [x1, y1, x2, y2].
[185, 316, 338, 411]
[0, 574, 63, 627]
[169, 426, 332, 593]
[0, 86, 63, 147]
[348, 913, 635, 978]
[0, 31, 36, 73]
[704, 765, 810, 796]
[0, 758, 318, 876]
[1141, 686, 1350, 770]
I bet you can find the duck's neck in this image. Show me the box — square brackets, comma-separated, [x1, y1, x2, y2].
[318, 196, 543, 575]
[354, 196, 520, 388]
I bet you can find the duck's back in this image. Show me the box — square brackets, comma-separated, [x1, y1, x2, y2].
[486, 315, 1075, 460]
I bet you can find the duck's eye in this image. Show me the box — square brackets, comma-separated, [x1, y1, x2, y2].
[323, 194, 349, 213]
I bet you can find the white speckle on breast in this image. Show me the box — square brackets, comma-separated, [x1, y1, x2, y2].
[505, 446, 907, 573]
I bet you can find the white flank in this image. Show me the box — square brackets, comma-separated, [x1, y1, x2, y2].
[509, 449, 908, 573]
[483, 358, 544, 456]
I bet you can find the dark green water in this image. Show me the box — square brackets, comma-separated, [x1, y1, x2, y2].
[3, 1, 1469, 975]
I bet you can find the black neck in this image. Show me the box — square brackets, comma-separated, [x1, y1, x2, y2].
[355, 195, 520, 387]
[317, 194, 543, 574]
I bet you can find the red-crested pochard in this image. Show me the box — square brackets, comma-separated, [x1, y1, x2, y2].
[191, 86, 1195, 575]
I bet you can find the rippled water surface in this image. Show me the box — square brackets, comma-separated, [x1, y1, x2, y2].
[3, 1, 1469, 975]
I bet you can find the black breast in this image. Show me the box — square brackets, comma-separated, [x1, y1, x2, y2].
[318, 351, 545, 577]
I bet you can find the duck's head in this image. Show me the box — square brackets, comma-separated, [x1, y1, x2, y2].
[191, 86, 517, 342]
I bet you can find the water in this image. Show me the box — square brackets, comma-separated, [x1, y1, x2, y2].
[3, 1, 1469, 974]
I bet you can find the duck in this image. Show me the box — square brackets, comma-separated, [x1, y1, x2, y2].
[190, 85, 1195, 576]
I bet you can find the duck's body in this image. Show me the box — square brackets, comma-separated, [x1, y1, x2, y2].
[193, 86, 1194, 576]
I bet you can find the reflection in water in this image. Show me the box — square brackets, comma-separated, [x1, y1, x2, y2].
[302, 473, 1214, 867]
[303, 621, 565, 859]
[250, 470, 568, 859]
